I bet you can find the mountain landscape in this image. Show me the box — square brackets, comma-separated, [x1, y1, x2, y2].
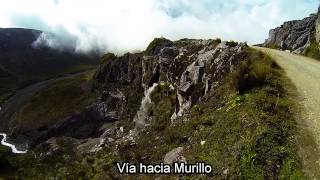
[0, 3, 320, 180]
[0, 28, 99, 104]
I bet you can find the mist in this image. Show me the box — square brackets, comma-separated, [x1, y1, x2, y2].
[0, 0, 319, 54]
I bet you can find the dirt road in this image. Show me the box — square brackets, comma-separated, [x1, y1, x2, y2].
[254, 47, 320, 179]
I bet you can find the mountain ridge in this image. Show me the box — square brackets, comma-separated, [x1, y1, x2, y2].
[0, 28, 99, 104]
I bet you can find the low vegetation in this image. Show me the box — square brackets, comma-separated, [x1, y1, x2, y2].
[116, 48, 304, 179]
[12, 71, 97, 130]
[145, 38, 173, 55]
[266, 43, 281, 50]
[0, 63, 97, 105]
[304, 38, 320, 60]
[1, 48, 304, 179]
[226, 40, 239, 47]
[0, 146, 15, 176]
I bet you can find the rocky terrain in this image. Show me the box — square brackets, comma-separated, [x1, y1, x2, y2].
[93, 38, 247, 133]
[3, 38, 247, 149]
[263, 8, 320, 57]
[0, 37, 304, 178]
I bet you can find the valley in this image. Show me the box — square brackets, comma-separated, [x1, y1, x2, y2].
[1, 3, 320, 179]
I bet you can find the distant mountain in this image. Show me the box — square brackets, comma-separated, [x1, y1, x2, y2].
[0, 28, 99, 103]
[263, 8, 320, 59]
[0, 28, 42, 50]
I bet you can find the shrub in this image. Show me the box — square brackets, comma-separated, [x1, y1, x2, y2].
[100, 53, 116, 64]
[305, 39, 320, 60]
[231, 50, 272, 94]
[226, 41, 239, 47]
[267, 43, 281, 50]
[249, 61, 272, 85]
[212, 38, 222, 48]
[145, 38, 173, 55]
[191, 104, 203, 115]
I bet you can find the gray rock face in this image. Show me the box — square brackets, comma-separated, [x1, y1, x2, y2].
[16, 38, 248, 151]
[263, 13, 319, 54]
[92, 38, 248, 134]
[172, 42, 247, 119]
[36, 137, 81, 157]
[160, 46, 179, 59]
[164, 147, 187, 164]
[89, 38, 248, 151]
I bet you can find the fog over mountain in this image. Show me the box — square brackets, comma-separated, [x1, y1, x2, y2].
[0, 0, 319, 54]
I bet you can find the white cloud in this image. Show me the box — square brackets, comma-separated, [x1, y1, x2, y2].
[0, 0, 318, 54]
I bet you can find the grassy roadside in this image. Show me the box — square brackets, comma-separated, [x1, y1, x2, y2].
[254, 46, 320, 179]
[295, 107, 320, 179]
[280, 59, 320, 179]
[264, 37, 320, 61]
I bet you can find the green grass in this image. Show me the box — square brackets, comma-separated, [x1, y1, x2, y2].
[230, 48, 277, 94]
[12, 71, 97, 130]
[304, 38, 320, 60]
[0, 50, 98, 105]
[114, 48, 304, 179]
[266, 43, 281, 50]
[0, 64, 98, 105]
[3, 48, 304, 179]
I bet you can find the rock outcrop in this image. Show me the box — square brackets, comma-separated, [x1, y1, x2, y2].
[8, 37, 248, 153]
[263, 10, 320, 54]
[164, 147, 186, 164]
[93, 38, 248, 140]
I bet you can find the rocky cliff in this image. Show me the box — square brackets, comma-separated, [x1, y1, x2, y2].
[3, 37, 304, 179]
[11, 38, 247, 148]
[263, 9, 320, 55]
[93, 38, 247, 137]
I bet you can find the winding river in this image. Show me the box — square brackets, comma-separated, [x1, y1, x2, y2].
[0, 133, 27, 154]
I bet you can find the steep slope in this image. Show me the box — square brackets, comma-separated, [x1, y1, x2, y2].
[0, 71, 97, 150]
[0, 28, 98, 103]
[1, 38, 304, 179]
[93, 38, 247, 133]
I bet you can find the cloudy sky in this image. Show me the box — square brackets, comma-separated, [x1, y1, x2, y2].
[0, 0, 319, 53]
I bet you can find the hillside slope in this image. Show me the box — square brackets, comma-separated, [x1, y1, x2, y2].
[0, 38, 304, 179]
[0, 28, 98, 103]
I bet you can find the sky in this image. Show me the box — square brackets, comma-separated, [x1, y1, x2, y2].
[0, 0, 319, 54]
